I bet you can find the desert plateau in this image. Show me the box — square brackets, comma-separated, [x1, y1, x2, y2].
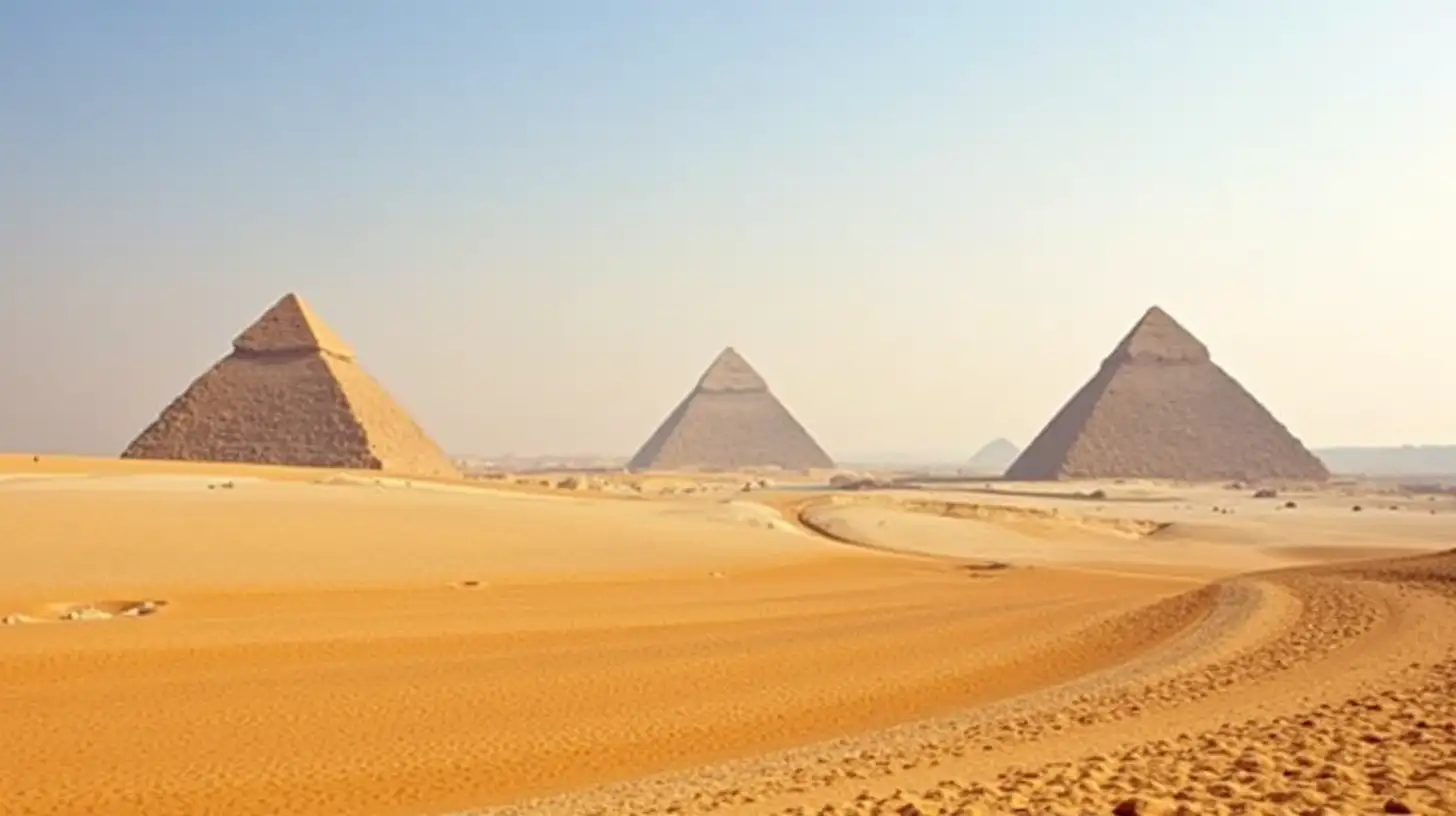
[3, 453, 1456, 816]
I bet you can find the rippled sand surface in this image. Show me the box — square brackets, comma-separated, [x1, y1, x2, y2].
[4, 456, 1455, 816]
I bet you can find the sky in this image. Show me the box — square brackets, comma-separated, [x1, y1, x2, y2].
[2, 1, 1453, 461]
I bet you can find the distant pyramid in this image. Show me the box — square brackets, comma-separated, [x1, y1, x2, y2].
[1006, 307, 1328, 482]
[122, 293, 458, 477]
[966, 437, 1021, 475]
[627, 347, 834, 472]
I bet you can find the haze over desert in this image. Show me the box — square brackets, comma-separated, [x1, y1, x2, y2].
[5, 3, 1455, 816]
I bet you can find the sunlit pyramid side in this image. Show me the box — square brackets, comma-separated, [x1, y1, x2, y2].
[122, 293, 459, 477]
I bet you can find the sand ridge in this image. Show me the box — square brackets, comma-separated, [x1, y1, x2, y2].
[783, 482, 1453, 575]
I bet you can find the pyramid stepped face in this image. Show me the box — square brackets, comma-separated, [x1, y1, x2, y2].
[628, 348, 834, 472]
[1006, 307, 1329, 482]
[122, 294, 459, 477]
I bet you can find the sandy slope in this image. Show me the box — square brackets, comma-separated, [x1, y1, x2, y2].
[796, 486, 1447, 576]
[0, 473, 836, 600]
[0, 459, 1185, 816]
[4, 457, 1456, 816]
[463, 490, 1456, 816]
[723, 553, 1456, 816]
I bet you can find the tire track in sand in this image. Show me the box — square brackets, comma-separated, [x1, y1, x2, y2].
[462, 552, 1456, 816]
[459, 579, 1250, 815]
[770, 555, 1456, 815]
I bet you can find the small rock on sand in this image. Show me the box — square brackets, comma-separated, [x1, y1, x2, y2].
[123, 600, 161, 617]
[62, 606, 112, 622]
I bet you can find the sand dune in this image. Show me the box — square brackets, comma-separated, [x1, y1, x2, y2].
[3, 456, 1456, 816]
[0, 471, 839, 600]
[469, 551, 1456, 816]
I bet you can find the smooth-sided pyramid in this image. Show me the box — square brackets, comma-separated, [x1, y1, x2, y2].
[627, 347, 834, 472]
[1006, 306, 1328, 482]
[966, 438, 1021, 475]
[122, 293, 459, 477]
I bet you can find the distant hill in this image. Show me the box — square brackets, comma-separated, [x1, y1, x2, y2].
[1314, 445, 1456, 477]
[964, 438, 1021, 475]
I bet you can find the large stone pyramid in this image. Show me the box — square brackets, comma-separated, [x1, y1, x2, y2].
[1006, 306, 1328, 482]
[627, 347, 834, 472]
[122, 293, 459, 477]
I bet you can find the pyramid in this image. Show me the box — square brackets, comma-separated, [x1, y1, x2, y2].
[627, 347, 834, 472]
[122, 293, 459, 477]
[1005, 307, 1328, 482]
[966, 438, 1021, 475]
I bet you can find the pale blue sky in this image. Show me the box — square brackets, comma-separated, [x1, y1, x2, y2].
[2, 1, 1452, 460]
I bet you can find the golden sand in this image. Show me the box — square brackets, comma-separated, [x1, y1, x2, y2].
[3, 456, 1455, 816]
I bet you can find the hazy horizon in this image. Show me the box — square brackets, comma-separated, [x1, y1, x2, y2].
[3, 1, 1453, 460]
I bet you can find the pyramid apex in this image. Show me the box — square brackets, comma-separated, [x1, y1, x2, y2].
[696, 347, 768, 392]
[1106, 305, 1208, 364]
[232, 293, 355, 358]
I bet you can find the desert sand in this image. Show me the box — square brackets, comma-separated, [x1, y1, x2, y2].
[4, 455, 1456, 816]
